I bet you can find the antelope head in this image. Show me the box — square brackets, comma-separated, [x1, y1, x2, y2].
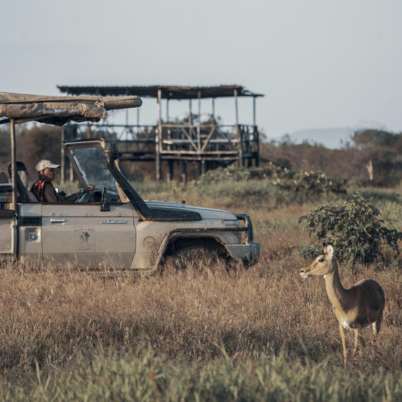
[300, 245, 334, 279]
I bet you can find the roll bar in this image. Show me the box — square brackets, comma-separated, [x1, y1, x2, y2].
[1, 92, 142, 211]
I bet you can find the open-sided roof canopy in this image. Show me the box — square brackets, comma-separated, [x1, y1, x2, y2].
[57, 85, 264, 100]
[0, 92, 142, 126]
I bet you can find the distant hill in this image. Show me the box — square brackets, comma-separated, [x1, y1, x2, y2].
[275, 127, 356, 149]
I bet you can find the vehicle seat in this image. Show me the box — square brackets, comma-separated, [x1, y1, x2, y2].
[8, 162, 37, 203]
[0, 172, 8, 183]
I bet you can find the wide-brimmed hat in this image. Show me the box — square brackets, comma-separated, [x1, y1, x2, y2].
[35, 160, 60, 172]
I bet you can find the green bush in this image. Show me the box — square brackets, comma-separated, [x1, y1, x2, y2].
[300, 194, 402, 264]
[136, 165, 348, 209]
[196, 165, 347, 201]
[274, 170, 347, 197]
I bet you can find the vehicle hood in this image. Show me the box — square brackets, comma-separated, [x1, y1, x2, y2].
[145, 200, 238, 221]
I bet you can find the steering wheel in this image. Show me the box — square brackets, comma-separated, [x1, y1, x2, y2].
[63, 186, 97, 204]
[67, 187, 118, 204]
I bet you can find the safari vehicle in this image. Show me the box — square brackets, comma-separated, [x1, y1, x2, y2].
[0, 92, 260, 273]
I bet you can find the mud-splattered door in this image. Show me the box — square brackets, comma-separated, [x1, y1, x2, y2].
[41, 204, 136, 269]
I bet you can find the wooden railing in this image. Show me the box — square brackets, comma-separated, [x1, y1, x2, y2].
[64, 122, 259, 159]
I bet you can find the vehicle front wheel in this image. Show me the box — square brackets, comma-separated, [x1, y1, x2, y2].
[162, 245, 233, 273]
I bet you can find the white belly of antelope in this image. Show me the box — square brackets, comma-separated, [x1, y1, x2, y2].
[342, 320, 351, 329]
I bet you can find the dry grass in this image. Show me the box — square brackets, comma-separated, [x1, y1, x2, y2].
[1, 254, 400, 370]
[0, 184, 401, 400]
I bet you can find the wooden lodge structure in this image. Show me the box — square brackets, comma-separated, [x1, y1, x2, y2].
[58, 84, 264, 181]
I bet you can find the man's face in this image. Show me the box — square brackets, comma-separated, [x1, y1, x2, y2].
[41, 167, 55, 180]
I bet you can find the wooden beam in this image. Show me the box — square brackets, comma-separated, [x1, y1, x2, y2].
[197, 90, 201, 152]
[180, 160, 187, 185]
[167, 160, 174, 182]
[201, 160, 206, 175]
[201, 125, 217, 152]
[234, 89, 243, 167]
[125, 109, 129, 126]
[188, 99, 193, 124]
[61, 127, 65, 184]
[166, 99, 170, 122]
[69, 158, 74, 182]
[9, 119, 16, 210]
[252, 96, 256, 126]
[9, 118, 17, 259]
[234, 89, 239, 126]
[156, 88, 162, 181]
[255, 127, 260, 167]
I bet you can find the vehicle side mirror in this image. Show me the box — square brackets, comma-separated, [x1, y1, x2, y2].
[100, 187, 111, 212]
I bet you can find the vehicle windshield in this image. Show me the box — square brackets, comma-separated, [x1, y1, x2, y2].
[68, 144, 118, 192]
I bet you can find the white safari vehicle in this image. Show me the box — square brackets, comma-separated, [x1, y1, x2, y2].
[0, 92, 260, 273]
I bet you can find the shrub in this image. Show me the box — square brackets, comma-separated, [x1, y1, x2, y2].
[274, 171, 347, 197]
[197, 165, 346, 198]
[195, 162, 294, 186]
[299, 194, 402, 264]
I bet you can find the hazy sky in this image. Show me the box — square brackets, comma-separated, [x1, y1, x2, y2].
[1, 0, 401, 140]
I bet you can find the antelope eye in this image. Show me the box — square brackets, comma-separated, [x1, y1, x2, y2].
[318, 256, 325, 262]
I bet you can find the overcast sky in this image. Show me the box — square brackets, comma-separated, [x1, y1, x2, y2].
[1, 0, 401, 141]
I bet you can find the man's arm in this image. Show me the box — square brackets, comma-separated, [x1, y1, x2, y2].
[43, 183, 59, 203]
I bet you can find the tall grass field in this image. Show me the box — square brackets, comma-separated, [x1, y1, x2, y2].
[0, 178, 401, 401]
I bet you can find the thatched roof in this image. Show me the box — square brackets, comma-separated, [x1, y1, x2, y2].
[57, 85, 264, 100]
[0, 92, 142, 126]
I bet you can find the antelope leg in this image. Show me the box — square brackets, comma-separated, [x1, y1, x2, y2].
[353, 329, 359, 355]
[339, 323, 347, 367]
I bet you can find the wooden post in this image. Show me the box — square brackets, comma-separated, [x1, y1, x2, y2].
[211, 98, 216, 153]
[234, 89, 243, 167]
[167, 160, 174, 182]
[188, 100, 193, 124]
[197, 91, 201, 152]
[201, 160, 206, 175]
[9, 119, 17, 211]
[69, 158, 74, 182]
[234, 90, 239, 125]
[367, 160, 374, 181]
[61, 126, 65, 184]
[255, 127, 260, 167]
[156, 88, 162, 181]
[252, 96, 256, 127]
[9, 118, 17, 259]
[253, 96, 260, 167]
[125, 109, 129, 126]
[188, 100, 193, 160]
[180, 160, 187, 185]
[166, 99, 170, 122]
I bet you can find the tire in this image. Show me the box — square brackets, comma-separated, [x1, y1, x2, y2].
[162, 245, 230, 273]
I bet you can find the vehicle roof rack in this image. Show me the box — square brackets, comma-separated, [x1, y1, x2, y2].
[0, 92, 142, 126]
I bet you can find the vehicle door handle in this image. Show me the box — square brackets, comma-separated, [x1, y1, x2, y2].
[50, 218, 67, 224]
[102, 219, 128, 224]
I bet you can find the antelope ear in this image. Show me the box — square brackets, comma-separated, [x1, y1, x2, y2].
[324, 245, 334, 259]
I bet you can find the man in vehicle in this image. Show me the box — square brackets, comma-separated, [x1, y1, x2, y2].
[31, 160, 61, 203]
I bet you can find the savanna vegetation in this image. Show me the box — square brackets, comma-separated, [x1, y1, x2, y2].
[0, 168, 401, 401]
[2, 124, 402, 187]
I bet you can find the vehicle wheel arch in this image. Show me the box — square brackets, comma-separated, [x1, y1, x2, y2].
[156, 232, 232, 269]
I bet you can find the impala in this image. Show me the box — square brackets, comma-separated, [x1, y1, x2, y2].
[300, 245, 385, 366]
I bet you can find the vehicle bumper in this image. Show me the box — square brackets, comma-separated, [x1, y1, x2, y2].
[225, 241, 261, 266]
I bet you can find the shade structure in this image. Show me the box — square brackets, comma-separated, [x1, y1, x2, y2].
[57, 85, 264, 100]
[0, 92, 142, 126]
